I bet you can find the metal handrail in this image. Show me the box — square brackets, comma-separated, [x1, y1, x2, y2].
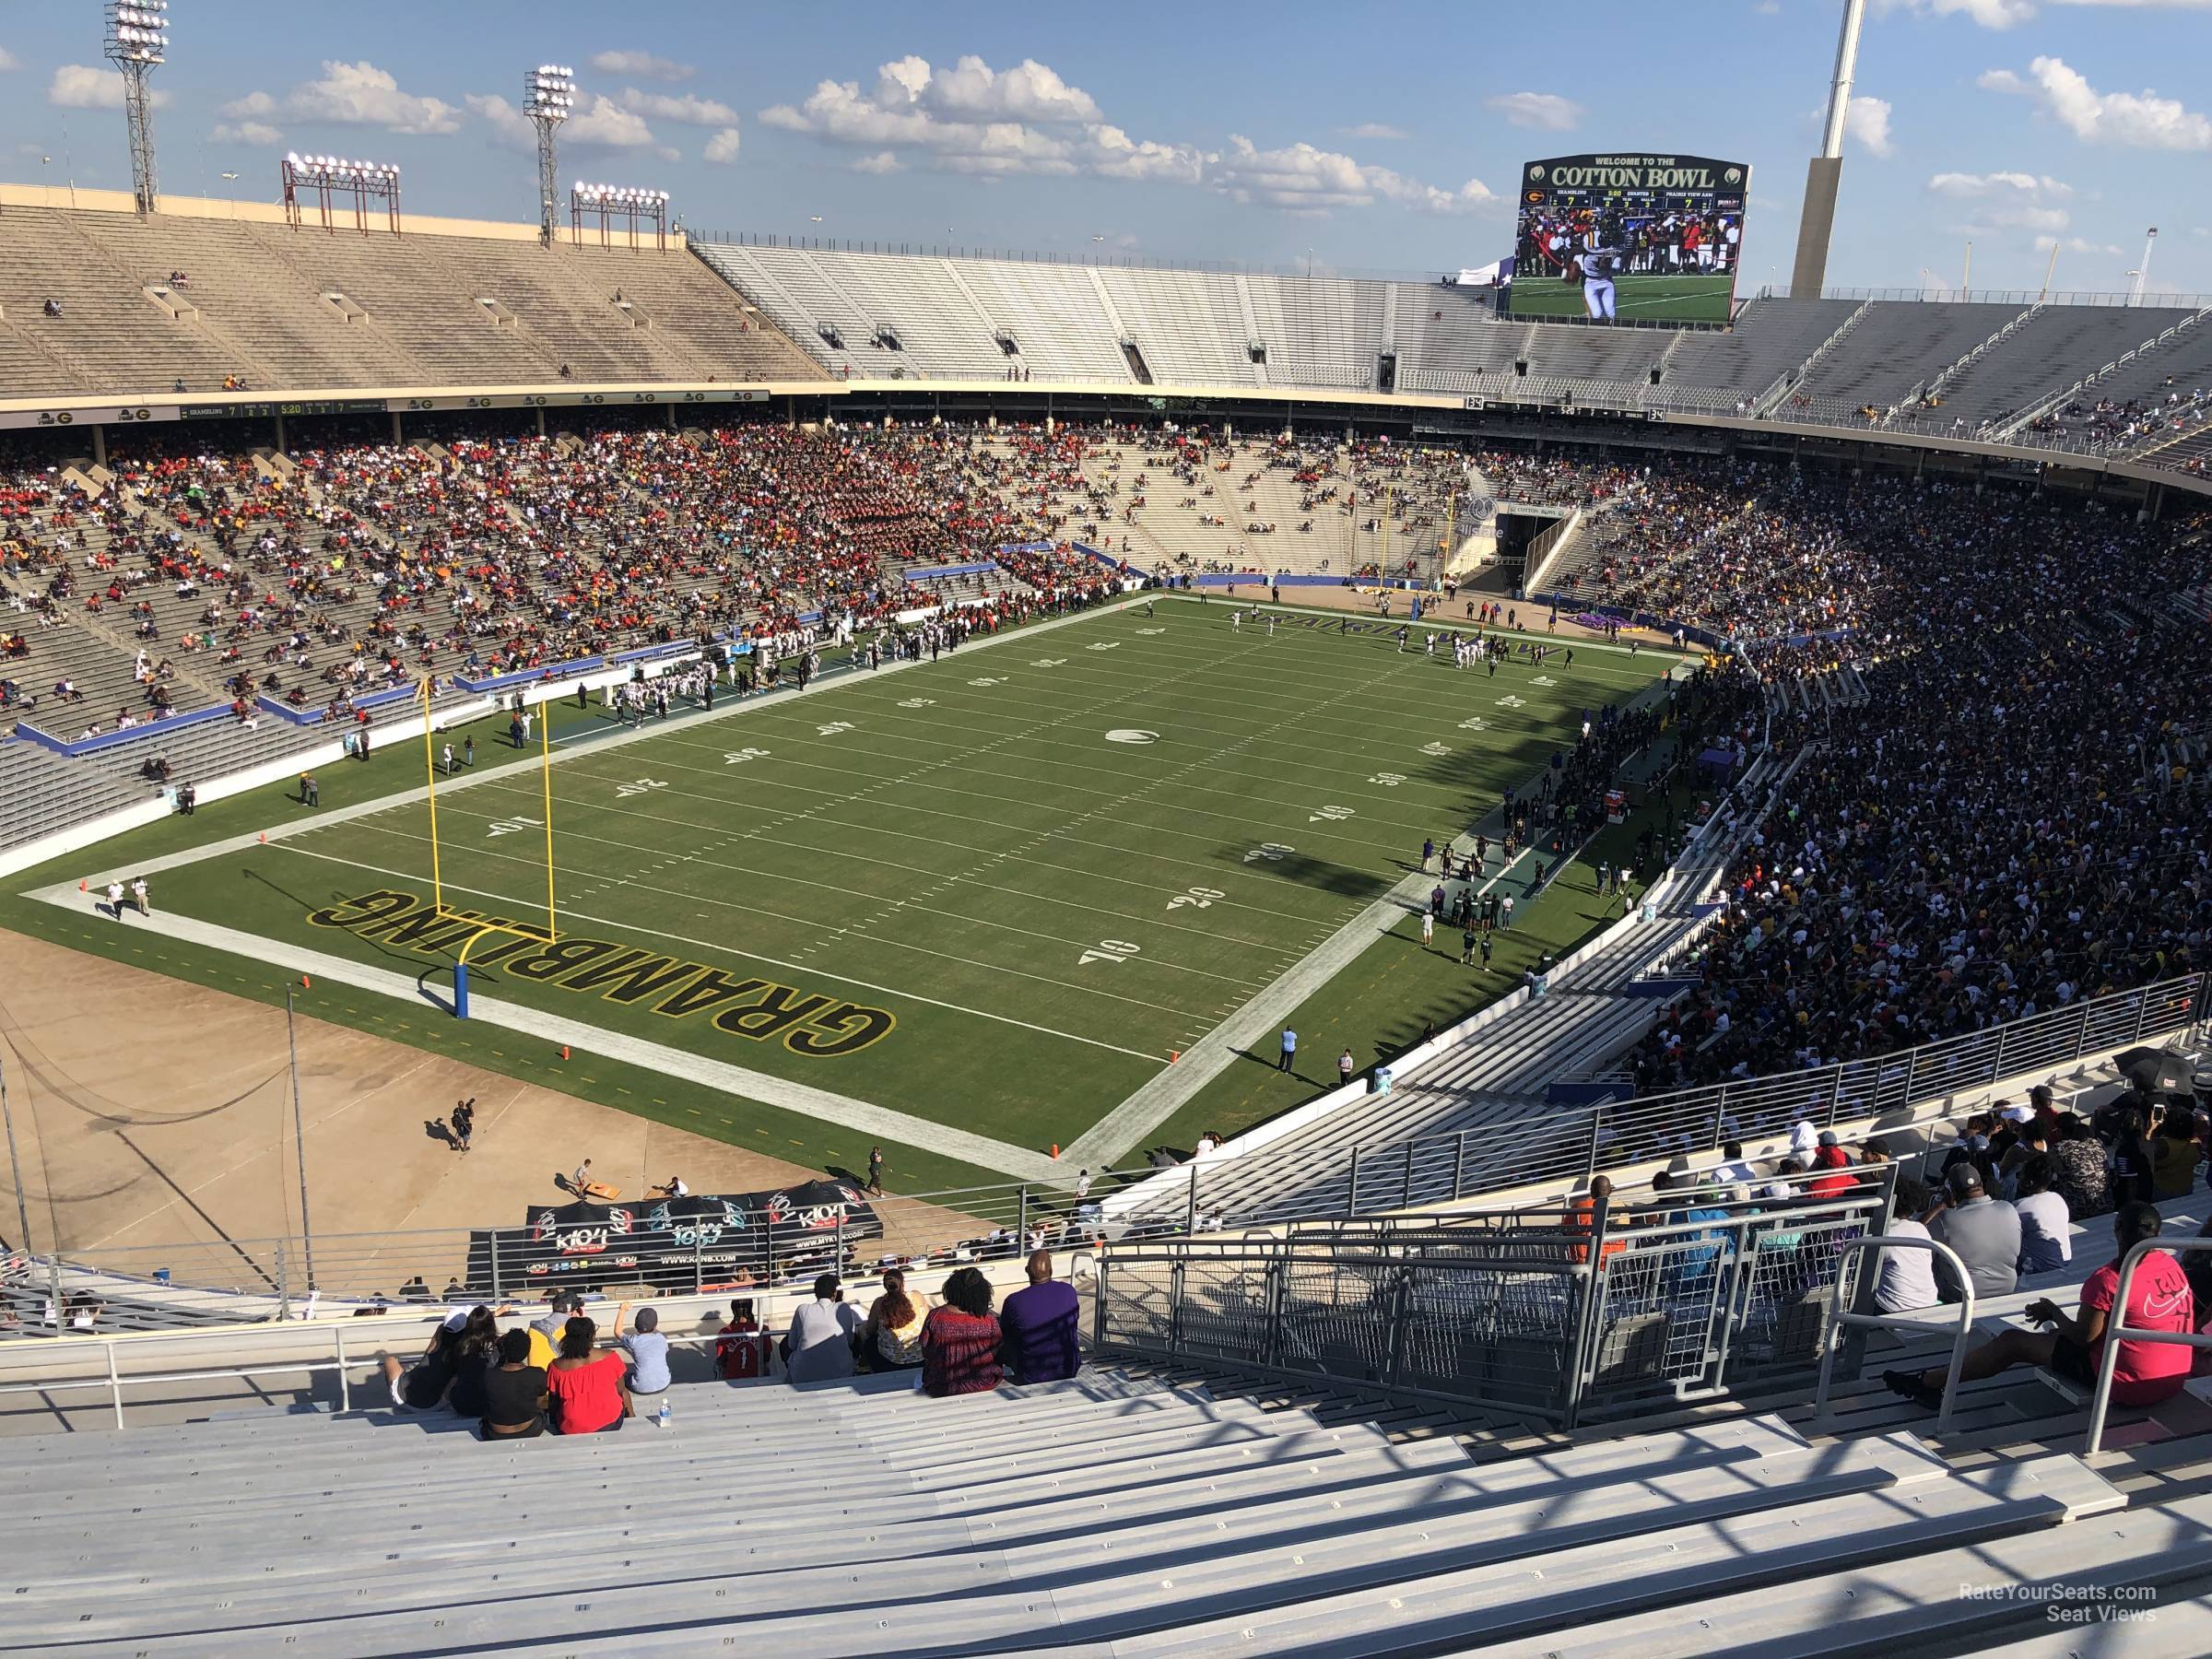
[2083, 1236, 2212, 1455]
[1813, 1234, 1977, 1434]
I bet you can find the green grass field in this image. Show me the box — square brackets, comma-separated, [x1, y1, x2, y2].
[1508, 271, 1736, 325]
[18, 597, 1688, 1191]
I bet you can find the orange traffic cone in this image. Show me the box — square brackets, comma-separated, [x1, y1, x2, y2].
[79, 879, 88, 892]
[559, 1044, 571, 1061]
[258, 832, 266, 843]
[300, 974, 312, 988]
[1170, 1049, 1180, 1063]
[1050, 1143, 1060, 1159]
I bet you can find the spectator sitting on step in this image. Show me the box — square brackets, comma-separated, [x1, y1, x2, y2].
[442, 1305, 503, 1419]
[2048, 1114, 2114, 1222]
[857, 1267, 926, 1373]
[616, 1304, 671, 1401]
[782, 1273, 862, 1384]
[999, 1250, 1081, 1384]
[923, 1266, 1004, 1397]
[527, 1292, 583, 1370]
[2012, 1155, 2075, 1279]
[1887, 1202, 2195, 1412]
[481, 1327, 548, 1440]
[545, 1315, 629, 1433]
[41, 298, 60, 317]
[380, 1324, 459, 1411]
[1926, 1163, 2019, 1302]
[1872, 1175, 1939, 1314]
[713, 1298, 768, 1380]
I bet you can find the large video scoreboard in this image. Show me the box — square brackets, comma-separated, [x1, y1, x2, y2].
[1507, 153, 1748, 327]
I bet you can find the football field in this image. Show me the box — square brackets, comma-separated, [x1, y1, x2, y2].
[54, 598, 1688, 1186]
[1508, 271, 1736, 324]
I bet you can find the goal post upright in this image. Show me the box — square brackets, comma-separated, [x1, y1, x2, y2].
[432, 682, 559, 1022]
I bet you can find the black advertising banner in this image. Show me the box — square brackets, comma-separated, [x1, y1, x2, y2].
[465, 1180, 883, 1293]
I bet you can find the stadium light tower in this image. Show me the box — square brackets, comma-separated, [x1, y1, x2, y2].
[103, 0, 170, 215]
[1790, 0, 1866, 300]
[523, 63, 575, 247]
[2129, 228, 2159, 305]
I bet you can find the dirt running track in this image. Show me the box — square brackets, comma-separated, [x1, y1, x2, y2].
[0, 926, 831, 1291]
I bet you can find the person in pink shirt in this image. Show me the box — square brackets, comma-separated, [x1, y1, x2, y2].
[1886, 1203, 2195, 1411]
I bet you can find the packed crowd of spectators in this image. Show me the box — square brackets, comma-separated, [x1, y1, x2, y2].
[1591, 464, 2212, 1099]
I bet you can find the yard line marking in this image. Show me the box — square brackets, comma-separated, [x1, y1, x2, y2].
[359, 803, 1292, 969]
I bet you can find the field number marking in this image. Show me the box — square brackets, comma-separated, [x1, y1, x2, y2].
[817, 721, 857, 736]
[968, 676, 1009, 688]
[1458, 716, 1489, 731]
[1031, 657, 1066, 668]
[1243, 841, 1294, 865]
[1419, 742, 1452, 757]
[1167, 886, 1226, 910]
[1087, 641, 1121, 653]
[1532, 674, 1558, 687]
[486, 815, 544, 839]
[896, 698, 937, 709]
[1495, 695, 1525, 709]
[1078, 938, 1142, 967]
[723, 747, 771, 765]
[1309, 805, 1356, 824]
[614, 777, 668, 798]
[1368, 771, 1406, 788]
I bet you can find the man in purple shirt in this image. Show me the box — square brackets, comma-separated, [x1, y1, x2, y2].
[998, 1250, 1082, 1384]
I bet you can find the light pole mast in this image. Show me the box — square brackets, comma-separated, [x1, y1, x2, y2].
[2130, 228, 2159, 305]
[524, 64, 575, 248]
[104, 0, 170, 215]
[1790, 0, 1867, 300]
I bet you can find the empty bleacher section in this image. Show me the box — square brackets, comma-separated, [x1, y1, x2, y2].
[1661, 294, 1862, 403]
[1773, 300, 2030, 420]
[0, 201, 827, 394]
[1911, 303, 2200, 433]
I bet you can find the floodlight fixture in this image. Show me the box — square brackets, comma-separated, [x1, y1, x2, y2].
[524, 61, 580, 246]
[104, 0, 170, 213]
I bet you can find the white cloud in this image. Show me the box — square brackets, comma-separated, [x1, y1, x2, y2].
[703, 127, 743, 165]
[883, 54, 1102, 123]
[1845, 95, 1896, 157]
[465, 93, 534, 150]
[1882, 0, 2212, 25]
[246, 61, 462, 135]
[0, 48, 19, 72]
[620, 88, 738, 126]
[1484, 91, 1584, 132]
[2033, 234, 2123, 253]
[50, 65, 172, 111]
[1980, 56, 2212, 148]
[1214, 135, 1495, 216]
[211, 121, 283, 146]
[589, 51, 692, 83]
[760, 54, 1486, 211]
[1926, 170, 2074, 196]
[1926, 170, 2076, 234]
[1340, 123, 1408, 141]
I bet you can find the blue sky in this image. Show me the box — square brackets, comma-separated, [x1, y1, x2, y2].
[2, 1, 2207, 297]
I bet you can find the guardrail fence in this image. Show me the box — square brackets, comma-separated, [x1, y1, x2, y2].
[1094, 1172, 1897, 1429]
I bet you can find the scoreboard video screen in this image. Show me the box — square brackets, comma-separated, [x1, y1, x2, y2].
[1506, 154, 1748, 327]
